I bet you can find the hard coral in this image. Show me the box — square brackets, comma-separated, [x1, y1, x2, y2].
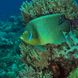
[19, 42, 53, 77]
[19, 42, 51, 70]
[20, 0, 78, 23]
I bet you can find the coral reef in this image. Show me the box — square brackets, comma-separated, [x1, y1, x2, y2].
[19, 0, 78, 78]
[0, 15, 54, 78]
[19, 42, 50, 70]
[20, 0, 78, 23]
[20, 28, 78, 78]
[0, 16, 26, 78]
[18, 65, 53, 78]
[0, 0, 78, 78]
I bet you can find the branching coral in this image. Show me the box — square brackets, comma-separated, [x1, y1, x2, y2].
[20, 0, 78, 22]
[45, 31, 78, 60]
[19, 42, 53, 77]
[19, 42, 51, 70]
[18, 65, 53, 78]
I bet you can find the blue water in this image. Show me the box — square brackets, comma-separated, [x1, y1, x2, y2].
[76, 0, 78, 3]
[0, 0, 30, 21]
[0, 0, 78, 21]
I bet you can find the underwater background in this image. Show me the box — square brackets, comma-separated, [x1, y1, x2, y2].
[0, 0, 31, 21]
[0, 0, 78, 78]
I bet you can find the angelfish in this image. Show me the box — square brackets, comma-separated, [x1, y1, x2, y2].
[20, 14, 71, 45]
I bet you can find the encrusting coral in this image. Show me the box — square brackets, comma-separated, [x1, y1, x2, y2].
[20, 0, 78, 23]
